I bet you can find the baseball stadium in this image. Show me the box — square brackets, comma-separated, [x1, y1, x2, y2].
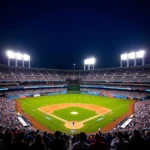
[1, 1, 150, 149]
[0, 53, 150, 149]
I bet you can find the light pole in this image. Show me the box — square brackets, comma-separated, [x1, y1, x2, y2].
[84, 57, 96, 70]
[73, 63, 76, 70]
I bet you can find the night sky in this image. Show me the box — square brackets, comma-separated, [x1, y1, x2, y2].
[0, 0, 150, 70]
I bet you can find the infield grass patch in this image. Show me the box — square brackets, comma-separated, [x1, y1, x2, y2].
[52, 107, 97, 121]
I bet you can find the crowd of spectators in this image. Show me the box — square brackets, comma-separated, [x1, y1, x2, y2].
[71, 130, 150, 150]
[81, 84, 150, 91]
[4, 88, 67, 97]
[123, 100, 150, 131]
[0, 128, 70, 150]
[0, 127, 150, 150]
[1, 64, 150, 82]
[0, 97, 32, 130]
[80, 88, 150, 99]
[82, 74, 150, 82]
[0, 83, 67, 89]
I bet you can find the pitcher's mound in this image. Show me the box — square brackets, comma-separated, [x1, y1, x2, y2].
[65, 121, 83, 129]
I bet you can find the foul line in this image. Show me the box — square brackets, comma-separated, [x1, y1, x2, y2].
[39, 109, 67, 123]
[81, 110, 112, 123]
[39, 108, 111, 124]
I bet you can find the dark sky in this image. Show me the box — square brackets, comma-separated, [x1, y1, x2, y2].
[0, 0, 150, 70]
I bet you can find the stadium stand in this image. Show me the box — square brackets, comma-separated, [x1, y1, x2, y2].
[0, 64, 150, 149]
[0, 64, 150, 82]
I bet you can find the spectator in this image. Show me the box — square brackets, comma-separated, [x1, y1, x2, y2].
[30, 134, 46, 150]
[50, 131, 65, 150]
[111, 132, 128, 150]
[25, 131, 35, 145]
[128, 130, 146, 150]
[0, 131, 13, 150]
[90, 133, 108, 150]
[43, 131, 49, 149]
[12, 132, 29, 150]
[72, 132, 90, 150]
[0, 126, 4, 141]
[144, 131, 150, 148]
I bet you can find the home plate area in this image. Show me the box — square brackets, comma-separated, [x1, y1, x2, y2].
[38, 103, 111, 129]
[65, 121, 83, 129]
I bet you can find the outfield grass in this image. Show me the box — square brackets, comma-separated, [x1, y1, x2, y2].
[18, 94, 132, 133]
[53, 107, 97, 121]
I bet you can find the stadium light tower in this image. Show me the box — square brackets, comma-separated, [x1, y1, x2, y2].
[136, 50, 145, 66]
[120, 53, 128, 67]
[16, 52, 23, 67]
[120, 50, 145, 67]
[128, 52, 136, 67]
[84, 57, 96, 70]
[23, 54, 31, 68]
[6, 50, 16, 66]
[6, 50, 31, 68]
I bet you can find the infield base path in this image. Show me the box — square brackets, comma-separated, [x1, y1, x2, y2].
[38, 103, 111, 129]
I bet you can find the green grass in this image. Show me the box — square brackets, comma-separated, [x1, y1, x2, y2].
[53, 107, 97, 121]
[18, 94, 133, 134]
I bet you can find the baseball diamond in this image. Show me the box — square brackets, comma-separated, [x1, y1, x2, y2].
[16, 94, 134, 134]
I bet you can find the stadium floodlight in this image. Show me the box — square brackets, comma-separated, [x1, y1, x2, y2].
[15, 52, 23, 67]
[6, 50, 31, 68]
[16, 52, 23, 60]
[88, 57, 96, 65]
[128, 52, 135, 59]
[84, 59, 89, 65]
[23, 54, 30, 68]
[136, 50, 145, 66]
[6, 50, 16, 59]
[6, 50, 16, 66]
[120, 50, 146, 67]
[136, 50, 145, 58]
[84, 57, 96, 65]
[23, 54, 30, 61]
[84, 57, 96, 70]
[121, 53, 127, 60]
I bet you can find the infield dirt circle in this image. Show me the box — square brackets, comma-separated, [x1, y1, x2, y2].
[38, 103, 111, 129]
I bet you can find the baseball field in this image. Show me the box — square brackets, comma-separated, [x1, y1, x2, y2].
[16, 94, 134, 134]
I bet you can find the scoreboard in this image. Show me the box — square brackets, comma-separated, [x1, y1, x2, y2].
[66, 78, 81, 85]
[66, 78, 81, 91]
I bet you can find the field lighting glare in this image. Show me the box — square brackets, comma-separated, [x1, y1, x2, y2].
[120, 50, 145, 67]
[16, 52, 23, 60]
[136, 50, 145, 58]
[84, 57, 96, 65]
[121, 53, 127, 60]
[84, 59, 89, 65]
[84, 57, 96, 70]
[6, 50, 31, 68]
[23, 54, 30, 61]
[89, 57, 96, 64]
[128, 52, 135, 59]
[6, 50, 16, 59]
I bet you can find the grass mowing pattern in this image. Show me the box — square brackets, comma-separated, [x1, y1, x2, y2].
[53, 107, 97, 121]
[18, 94, 132, 133]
